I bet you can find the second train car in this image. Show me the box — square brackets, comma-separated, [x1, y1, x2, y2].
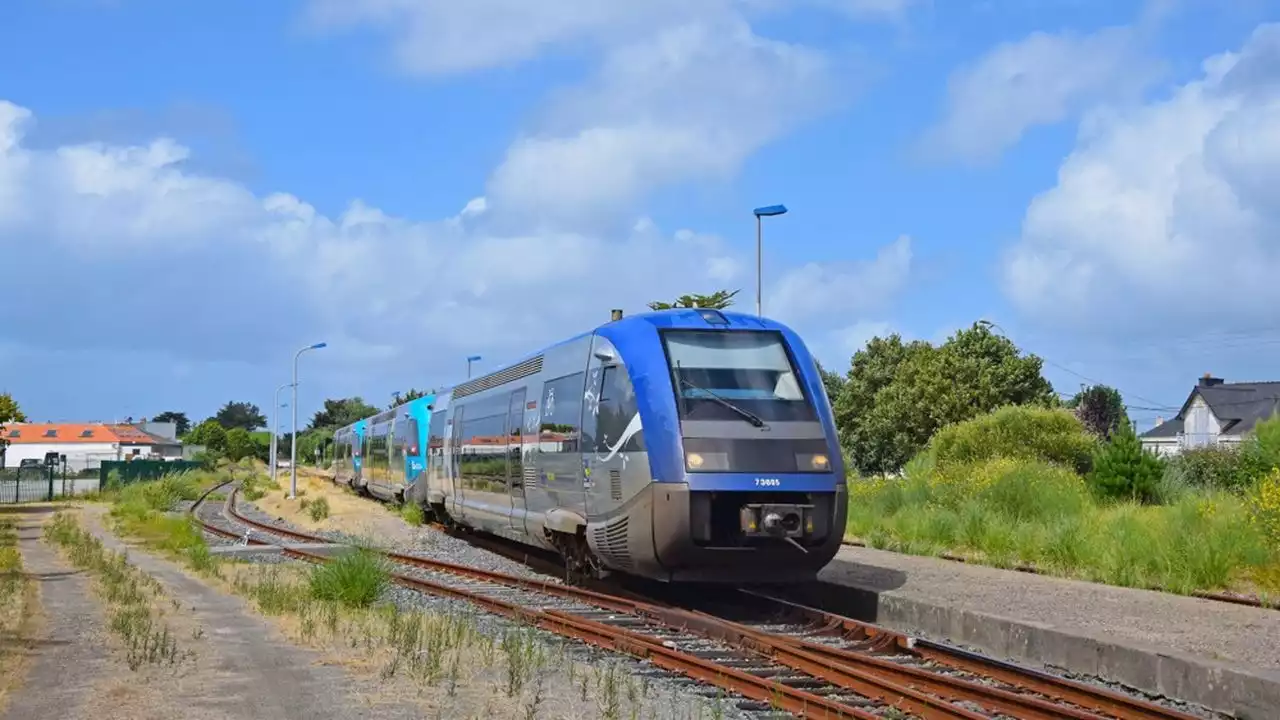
[335, 308, 847, 584]
[333, 395, 434, 503]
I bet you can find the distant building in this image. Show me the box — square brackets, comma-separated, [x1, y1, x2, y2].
[1, 422, 183, 472]
[1139, 374, 1280, 457]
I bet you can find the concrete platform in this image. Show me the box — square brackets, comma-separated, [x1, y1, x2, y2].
[209, 542, 348, 558]
[810, 544, 1280, 719]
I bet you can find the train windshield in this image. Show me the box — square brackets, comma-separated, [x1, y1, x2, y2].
[662, 330, 817, 423]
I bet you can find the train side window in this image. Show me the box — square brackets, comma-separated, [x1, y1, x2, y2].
[427, 411, 447, 481]
[594, 365, 645, 455]
[539, 372, 583, 452]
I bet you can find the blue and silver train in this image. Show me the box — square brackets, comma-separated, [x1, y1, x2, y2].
[332, 308, 847, 584]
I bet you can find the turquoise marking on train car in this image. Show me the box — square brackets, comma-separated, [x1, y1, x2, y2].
[401, 395, 435, 484]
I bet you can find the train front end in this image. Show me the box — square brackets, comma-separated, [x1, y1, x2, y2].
[632, 309, 847, 583]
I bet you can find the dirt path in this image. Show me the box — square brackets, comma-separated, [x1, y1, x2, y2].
[2, 505, 424, 720]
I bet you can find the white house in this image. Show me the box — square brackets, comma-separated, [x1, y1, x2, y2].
[1140, 374, 1280, 457]
[1, 422, 183, 473]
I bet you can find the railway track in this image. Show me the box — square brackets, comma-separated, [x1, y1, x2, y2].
[189, 480, 1210, 720]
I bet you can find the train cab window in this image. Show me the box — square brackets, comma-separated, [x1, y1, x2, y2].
[539, 373, 583, 452]
[404, 417, 421, 456]
[661, 330, 817, 423]
[591, 365, 645, 455]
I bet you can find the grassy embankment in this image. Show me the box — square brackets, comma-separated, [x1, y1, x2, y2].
[88, 469, 720, 718]
[845, 406, 1280, 599]
[0, 515, 39, 707]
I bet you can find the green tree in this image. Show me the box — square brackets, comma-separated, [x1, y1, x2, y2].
[214, 401, 266, 431]
[1066, 384, 1128, 440]
[815, 360, 846, 406]
[389, 388, 428, 409]
[309, 397, 379, 430]
[1089, 420, 1165, 503]
[647, 289, 739, 311]
[0, 392, 27, 425]
[224, 427, 256, 462]
[0, 391, 27, 455]
[834, 323, 1057, 475]
[151, 410, 191, 437]
[184, 419, 228, 454]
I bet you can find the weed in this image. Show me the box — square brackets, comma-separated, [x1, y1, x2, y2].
[307, 496, 330, 522]
[307, 546, 387, 607]
[400, 502, 425, 526]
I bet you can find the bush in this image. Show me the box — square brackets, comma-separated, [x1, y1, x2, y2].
[1164, 446, 1269, 494]
[928, 406, 1096, 474]
[1250, 468, 1280, 547]
[308, 547, 388, 608]
[1089, 423, 1165, 503]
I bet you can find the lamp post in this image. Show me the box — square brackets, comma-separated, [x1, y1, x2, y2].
[270, 382, 293, 485]
[752, 204, 788, 317]
[290, 342, 327, 500]
[466, 355, 482, 379]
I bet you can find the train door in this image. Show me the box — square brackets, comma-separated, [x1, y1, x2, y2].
[505, 387, 528, 535]
[448, 405, 466, 521]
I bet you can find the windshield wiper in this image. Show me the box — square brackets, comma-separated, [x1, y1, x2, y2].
[675, 363, 769, 429]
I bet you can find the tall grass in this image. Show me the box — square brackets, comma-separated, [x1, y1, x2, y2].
[848, 464, 1280, 595]
[107, 474, 220, 577]
[307, 547, 389, 608]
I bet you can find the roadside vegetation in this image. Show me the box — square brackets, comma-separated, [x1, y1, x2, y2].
[0, 516, 38, 707]
[846, 406, 1280, 598]
[94, 472, 717, 718]
[42, 512, 192, 670]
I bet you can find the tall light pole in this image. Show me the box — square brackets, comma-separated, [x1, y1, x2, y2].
[291, 342, 327, 500]
[466, 355, 482, 379]
[752, 204, 788, 317]
[270, 382, 293, 485]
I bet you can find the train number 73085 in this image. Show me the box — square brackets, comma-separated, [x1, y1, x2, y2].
[754, 478, 781, 487]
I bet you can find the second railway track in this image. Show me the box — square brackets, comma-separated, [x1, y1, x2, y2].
[190, 480, 1211, 720]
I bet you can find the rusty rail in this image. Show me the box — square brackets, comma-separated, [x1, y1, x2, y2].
[196, 484, 1207, 720]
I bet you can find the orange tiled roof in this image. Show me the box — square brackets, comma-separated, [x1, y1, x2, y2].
[2, 423, 167, 445]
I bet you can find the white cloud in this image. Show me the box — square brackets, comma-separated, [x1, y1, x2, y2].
[920, 24, 1163, 164]
[1002, 23, 1280, 335]
[0, 100, 910, 395]
[487, 18, 834, 226]
[768, 234, 913, 323]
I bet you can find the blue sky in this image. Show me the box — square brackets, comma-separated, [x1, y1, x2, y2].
[2, 0, 1278, 431]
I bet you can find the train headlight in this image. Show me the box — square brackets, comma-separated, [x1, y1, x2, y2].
[797, 453, 830, 471]
[685, 451, 729, 472]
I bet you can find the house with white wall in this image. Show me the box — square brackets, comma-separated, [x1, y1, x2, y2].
[1, 422, 183, 472]
[1140, 374, 1280, 457]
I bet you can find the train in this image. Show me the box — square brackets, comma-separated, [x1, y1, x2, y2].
[330, 307, 848, 584]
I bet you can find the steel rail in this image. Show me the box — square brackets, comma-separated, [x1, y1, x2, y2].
[200, 485, 1206, 720]
[194, 488, 880, 720]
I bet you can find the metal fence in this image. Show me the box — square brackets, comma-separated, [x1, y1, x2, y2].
[0, 465, 60, 503]
[99, 460, 205, 486]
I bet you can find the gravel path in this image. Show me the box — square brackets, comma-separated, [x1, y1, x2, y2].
[822, 544, 1280, 674]
[5, 505, 426, 720]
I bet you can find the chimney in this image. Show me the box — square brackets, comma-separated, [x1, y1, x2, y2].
[1155, 416, 1164, 426]
[1199, 373, 1224, 388]
[610, 309, 623, 322]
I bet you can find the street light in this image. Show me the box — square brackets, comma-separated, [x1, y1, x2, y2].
[291, 342, 327, 500]
[752, 204, 788, 317]
[270, 382, 293, 485]
[267, 381, 293, 481]
[467, 355, 482, 379]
